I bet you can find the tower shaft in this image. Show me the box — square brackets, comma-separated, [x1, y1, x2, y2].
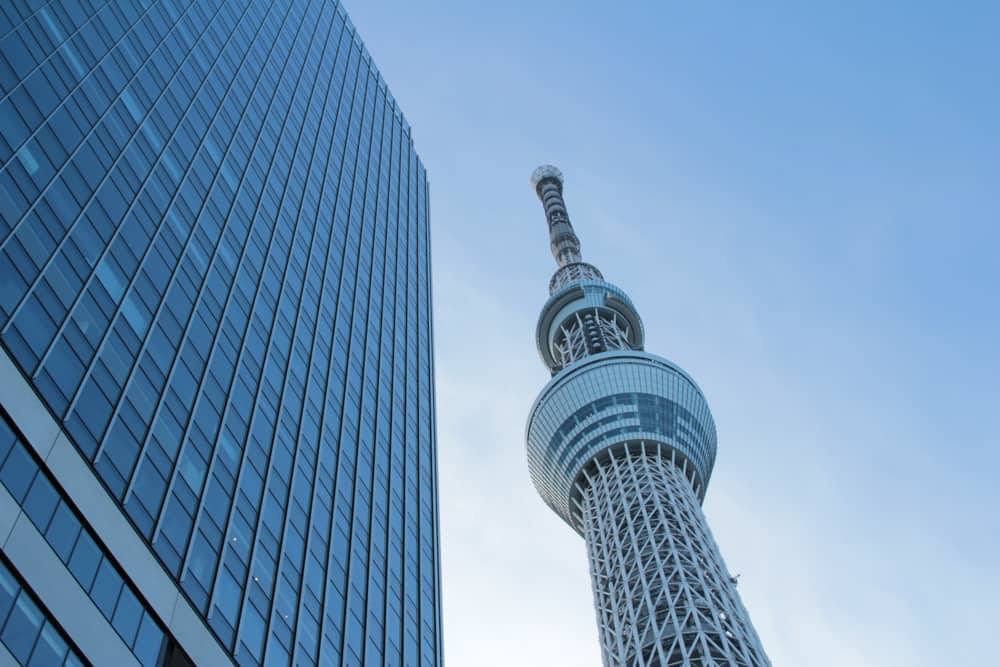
[581, 444, 768, 666]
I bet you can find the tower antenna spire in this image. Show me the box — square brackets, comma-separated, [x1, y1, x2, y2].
[531, 165, 605, 294]
[531, 165, 582, 266]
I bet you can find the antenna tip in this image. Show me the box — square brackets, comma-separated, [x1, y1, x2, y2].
[531, 165, 563, 188]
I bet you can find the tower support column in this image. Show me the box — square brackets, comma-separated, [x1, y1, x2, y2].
[579, 443, 769, 667]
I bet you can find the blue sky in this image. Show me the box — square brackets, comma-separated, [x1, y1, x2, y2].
[345, 1, 999, 664]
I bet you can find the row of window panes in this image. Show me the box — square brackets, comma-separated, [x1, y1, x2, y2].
[0, 413, 165, 666]
[0, 555, 84, 667]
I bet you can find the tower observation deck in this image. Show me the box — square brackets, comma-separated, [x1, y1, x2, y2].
[525, 166, 770, 666]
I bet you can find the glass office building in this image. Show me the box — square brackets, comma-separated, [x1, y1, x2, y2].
[0, 0, 442, 665]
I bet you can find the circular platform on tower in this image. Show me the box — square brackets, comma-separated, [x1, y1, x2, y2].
[525, 351, 717, 533]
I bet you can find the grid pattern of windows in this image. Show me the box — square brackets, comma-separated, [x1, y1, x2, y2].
[0, 411, 166, 666]
[547, 392, 710, 472]
[0, 0, 441, 665]
[0, 554, 85, 666]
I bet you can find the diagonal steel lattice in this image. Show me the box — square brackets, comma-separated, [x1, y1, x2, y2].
[579, 444, 769, 666]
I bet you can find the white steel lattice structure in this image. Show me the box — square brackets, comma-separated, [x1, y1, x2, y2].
[525, 166, 770, 666]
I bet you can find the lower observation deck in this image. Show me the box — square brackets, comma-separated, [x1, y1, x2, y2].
[525, 351, 717, 534]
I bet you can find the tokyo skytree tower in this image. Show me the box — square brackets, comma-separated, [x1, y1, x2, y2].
[525, 166, 770, 666]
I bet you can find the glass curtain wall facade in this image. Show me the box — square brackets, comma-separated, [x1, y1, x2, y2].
[0, 0, 442, 665]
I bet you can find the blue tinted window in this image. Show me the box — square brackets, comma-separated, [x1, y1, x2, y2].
[1, 592, 44, 662]
[68, 531, 101, 591]
[0, 421, 15, 461]
[0, 445, 35, 501]
[22, 476, 59, 531]
[0, 566, 17, 623]
[44, 503, 80, 561]
[63, 652, 86, 667]
[27, 622, 68, 666]
[89, 559, 122, 618]
[133, 613, 165, 667]
[111, 586, 142, 646]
